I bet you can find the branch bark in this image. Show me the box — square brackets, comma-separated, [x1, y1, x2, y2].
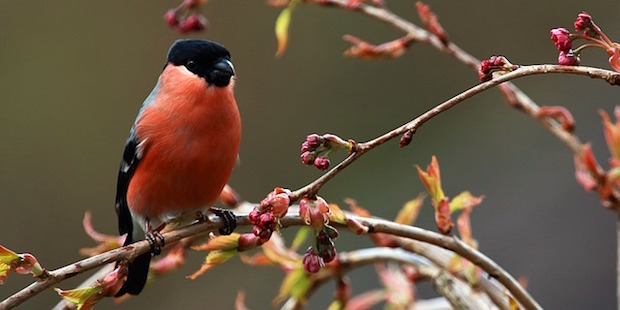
[0, 205, 537, 310]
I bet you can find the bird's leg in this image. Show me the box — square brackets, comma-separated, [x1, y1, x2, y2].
[208, 207, 237, 235]
[145, 220, 166, 256]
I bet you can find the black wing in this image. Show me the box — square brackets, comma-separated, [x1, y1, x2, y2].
[115, 129, 140, 240]
[114, 129, 153, 296]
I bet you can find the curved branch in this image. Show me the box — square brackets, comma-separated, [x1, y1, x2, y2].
[290, 65, 620, 200]
[1, 205, 537, 310]
[282, 248, 494, 310]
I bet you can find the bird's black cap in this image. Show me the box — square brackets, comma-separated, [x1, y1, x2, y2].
[166, 39, 235, 87]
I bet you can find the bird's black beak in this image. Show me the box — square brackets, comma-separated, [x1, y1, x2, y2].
[209, 58, 235, 87]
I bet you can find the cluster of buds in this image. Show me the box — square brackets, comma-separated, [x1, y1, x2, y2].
[477, 55, 519, 82]
[299, 196, 338, 273]
[302, 225, 338, 273]
[249, 188, 291, 240]
[164, 0, 208, 34]
[301, 134, 355, 171]
[550, 12, 620, 71]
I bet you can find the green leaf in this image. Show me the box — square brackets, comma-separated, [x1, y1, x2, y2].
[273, 267, 310, 305]
[55, 286, 103, 310]
[395, 194, 424, 225]
[449, 191, 483, 213]
[274, 1, 297, 57]
[291, 227, 310, 251]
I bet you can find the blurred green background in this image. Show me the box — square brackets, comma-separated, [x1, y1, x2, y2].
[1, 1, 619, 309]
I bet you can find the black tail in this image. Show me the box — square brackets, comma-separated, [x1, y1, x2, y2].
[115, 238, 151, 296]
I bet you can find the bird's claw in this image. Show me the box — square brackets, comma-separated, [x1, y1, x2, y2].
[146, 231, 165, 256]
[209, 207, 237, 235]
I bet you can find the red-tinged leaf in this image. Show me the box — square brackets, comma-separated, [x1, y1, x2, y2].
[343, 35, 413, 60]
[100, 265, 128, 297]
[346, 289, 387, 310]
[328, 203, 347, 224]
[344, 198, 372, 217]
[187, 250, 237, 280]
[456, 208, 478, 249]
[376, 264, 414, 307]
[0, 263, 11, 285]
[415, 2, 448, 45]
[608, 43, 620, 73]
[435, 198, 453, 235]
[192, 233, 240, 251]
[450, 191, 484, 213]
[395, 194, 424, 225]
[273, 267, 310, 305]
[0, 245, 19, 265]
[463, 260, 481, 286]
[582, 144, 601, 175]
[150, 245, 186, 276]
[600, 108, 620, 159]
[80, 212, 124, 257]
[55, 286, 103, 310]
[537, 106, 575, 132]
[447, 255, 463, 273]
[274, 2, 297, 57]
[574, 161, 598, 191]
[240, 253, 276, 266]
[261, 234, 301, 270]
[235, 291, 251, 310]
[415, 156, 445, 207]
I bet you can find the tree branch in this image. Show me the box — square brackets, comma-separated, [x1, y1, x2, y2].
[289, 65, 620, 200]
[0, 205, 538, 310]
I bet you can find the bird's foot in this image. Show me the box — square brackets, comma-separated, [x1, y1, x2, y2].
[146, 231, 165, 256]
[208, 207, 237, 235]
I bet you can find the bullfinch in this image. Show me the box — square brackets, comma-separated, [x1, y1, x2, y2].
[114, 39, 241, 296]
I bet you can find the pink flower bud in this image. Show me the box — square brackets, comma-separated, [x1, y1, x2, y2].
[301, 141, 311, 152]
[252, 226, 272, 240]
[574, 12, 592, 32]
[302, 247, 324, 273]
[301, 151, 316, 165]
[314, 156, 330, 170]
[248, 207, 261, 225]
[259, 212, 277, 230]
[550, 28, 572, 52]
[260, 188, 290, 217]
[179, 14, 208, 33]
[164, 9, 179, 27]
[299, 197, 330, 231]
[558, 50, 580, 66]
[306, 134, 323, 148]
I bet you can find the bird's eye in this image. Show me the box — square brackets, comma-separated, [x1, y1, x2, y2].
[186, 60, 197, 70]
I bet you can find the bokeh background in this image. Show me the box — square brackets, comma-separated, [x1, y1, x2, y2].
[1, 1, 619, 309]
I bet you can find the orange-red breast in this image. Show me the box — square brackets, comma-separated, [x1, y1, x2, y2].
[114, 39, 241, 296]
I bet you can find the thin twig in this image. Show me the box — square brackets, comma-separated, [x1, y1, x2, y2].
[289, 65, 620, 200]
[315, 0, 620, 207]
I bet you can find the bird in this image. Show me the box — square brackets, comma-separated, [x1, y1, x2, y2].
[114, 39, 241, 296]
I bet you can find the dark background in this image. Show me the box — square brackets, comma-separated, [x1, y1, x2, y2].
[1, 1, 619, 309]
